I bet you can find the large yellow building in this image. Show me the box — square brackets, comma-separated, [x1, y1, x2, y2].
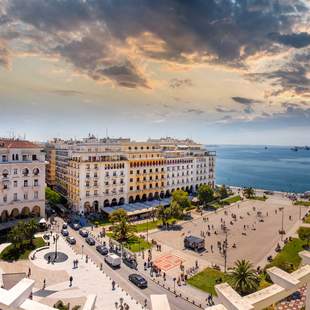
[45, 136, 215, 214]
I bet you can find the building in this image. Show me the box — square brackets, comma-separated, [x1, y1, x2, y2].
[45, 136, 215, 214]
[0, 139, 46, 222]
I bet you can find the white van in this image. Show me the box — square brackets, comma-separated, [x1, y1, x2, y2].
[104, 253, 121, 268]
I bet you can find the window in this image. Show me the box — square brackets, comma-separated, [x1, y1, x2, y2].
[137, 185, 140, 190]
[22, 168, 29, 176]
[86, 191, 90, 197]
[3, 195, 7, 202]
[34, 191, 38, 199]
[34, 179, 39, 187]
[137, 170, 140, 174]
[86, 181, 90, 187]
[2, 155, 7, 162]
[86, 173, 90, 178]
[2, 170, 9, 178]
[130, 178, 133, 182]
[113, 171, 117, 177]
[24, 193, 28, 200]
[130, 186, 133, 190]
[13, 193, 18, 201]
[33, 168, 39, 175]
[105, 189, 109, 194]
[94, 172, 98, 178]
[32, 154, 37, 160]
[14, 169, 18, 175]
[94, 190, 98, 196]
[24, 180, 28, 187]
[14, 181, 18, 187]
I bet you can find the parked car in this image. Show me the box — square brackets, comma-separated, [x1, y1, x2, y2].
[66, 236, 76, 245]
[123, 256, 137, 269]
[85, 237, 95, 246]
[72, 223, 81, 231]
[104, 253, 121, 268]
[62, 223, 68, 229]
[128, 274, 148, 289]
[79, 229, 88, 238]
[96, 245, 109, 256]
[61, 229, 69, 236]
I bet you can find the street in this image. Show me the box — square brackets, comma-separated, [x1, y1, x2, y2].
[59, 218, 201, 310]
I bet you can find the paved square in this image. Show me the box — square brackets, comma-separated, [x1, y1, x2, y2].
[154, 254, 183, 271]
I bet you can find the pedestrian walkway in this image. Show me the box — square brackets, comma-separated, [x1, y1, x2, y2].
[31, 234, 143, 310]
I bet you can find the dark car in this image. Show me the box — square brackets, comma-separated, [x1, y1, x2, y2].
[79, 229, 88, 238]
[66, 236, 76, 245]
[96, 245, 109, 256]
[62, 223, 68, 229]
[61, 229, 69, 236]
[123, 257, 137, 269]
[85, 237, 95, 246]
[128, 274, 147, 289]
[72, 223, 81, 230]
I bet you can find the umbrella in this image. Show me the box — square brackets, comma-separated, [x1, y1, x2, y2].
[39, 218, 47, 224]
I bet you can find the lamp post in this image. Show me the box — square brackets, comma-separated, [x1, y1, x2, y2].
[173, 277, 176, 293]
[81, 245, 84, 259]
[223, 229, 228, 273]
[55, 234, 59, 259]
[146, 216, 149, 242]
[279, 207, 284, 241]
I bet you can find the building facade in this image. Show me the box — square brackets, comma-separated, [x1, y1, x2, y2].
[46, 136, 215, 214]
[0, 139, 46, 222]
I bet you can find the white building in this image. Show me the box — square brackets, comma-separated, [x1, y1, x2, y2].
[0, 139, 45, 222]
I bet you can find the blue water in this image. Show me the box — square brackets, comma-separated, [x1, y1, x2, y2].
[206, 145, 310, 193]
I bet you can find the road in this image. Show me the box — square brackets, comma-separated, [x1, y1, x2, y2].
[58, 219, 201, 310]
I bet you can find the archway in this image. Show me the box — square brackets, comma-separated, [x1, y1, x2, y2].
[10, 208, 19, 219]
[21, 207, 30, 218]
[119, 197, 125, 205]
[111, 198, 117, 206]
[129, 196, 134, 204]
[104, 199, 110, 208]
[32, 206, 41, 216]
[93, 201, 99, 212]
[154, 192, 159, 200]
[1, 210, 8, 222]
[84, 202, 91, 213]
[165, 190, 170, 198]
[148, 193, 153, 201]
[142, 194, 147, 202]
[160, 191, 164, 199]
[135, 195, 141, 202]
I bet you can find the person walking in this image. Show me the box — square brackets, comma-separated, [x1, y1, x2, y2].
[43, 279, 46, 290]
[69, 276, 73, 287]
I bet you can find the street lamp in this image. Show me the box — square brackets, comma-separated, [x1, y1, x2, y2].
[54, 234, 59, 259]
[146, 216, 149, 242]
[223, 230, 228, 273]
[81, 245, 84, 259]
[279, 207, 284, 241]
[173, 277, 176, 293]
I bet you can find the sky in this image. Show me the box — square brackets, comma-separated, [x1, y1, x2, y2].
[0, 0, 310, 145]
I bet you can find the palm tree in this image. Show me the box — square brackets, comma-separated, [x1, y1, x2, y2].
[109, 209, 136, 242]
[229, 259, 259, 296]
[243, 187, 255, 199]
[8, 222, 24, 249]
[26, 219, 38, 245]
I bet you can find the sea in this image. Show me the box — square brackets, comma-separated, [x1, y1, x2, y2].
[206, 145, 310, 194]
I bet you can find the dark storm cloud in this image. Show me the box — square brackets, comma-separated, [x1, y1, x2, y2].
[268, 32, 310, 48]
[2, 0, 310, 90]
[169, 78, 193, 89]
[231, 97, 262, 105]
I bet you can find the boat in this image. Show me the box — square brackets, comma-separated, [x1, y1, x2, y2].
[291, 147, 298, 151]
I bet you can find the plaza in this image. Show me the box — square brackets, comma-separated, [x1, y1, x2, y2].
[149, 194, 308, 271]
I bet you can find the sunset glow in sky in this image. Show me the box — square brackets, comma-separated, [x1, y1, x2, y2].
[0, 0, 310, 145]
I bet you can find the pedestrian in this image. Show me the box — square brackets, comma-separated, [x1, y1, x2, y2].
[28, 267, 31, 278]
[69, 276, 73, 287]
[112, 280, 116, 290]
[43, 279, 46, 290]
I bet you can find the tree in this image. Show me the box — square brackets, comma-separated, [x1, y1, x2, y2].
[197, 184, 214, 206]
[229, 259, 259, 296]
[109, 209, 136, 242]
[156, 204, 171, 227]
[172, 190, 191, 210]
[218, 185, 229, 199]
[45, 187, 62, 205]
[243, 187, 255, 199]
[8, 222, 25, 249]
[298, 227, 310, 247]
[25, 219, 38, 246]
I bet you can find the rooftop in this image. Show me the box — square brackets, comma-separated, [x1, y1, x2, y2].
[0, 138, 40, 149]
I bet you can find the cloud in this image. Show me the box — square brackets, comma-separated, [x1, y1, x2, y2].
[48, 89, 84, 97]
[268, 32, 310, 48]
[244, 106, 254, 114]
[0, 39, 10, 68]
[169, 78, 193, 89]
[231, 97, 262, 105]
[1, 0, 310, 95]
[216, 106, 237, 113]
[185, 108, 204, 115]
[247, 49, 310, 97]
